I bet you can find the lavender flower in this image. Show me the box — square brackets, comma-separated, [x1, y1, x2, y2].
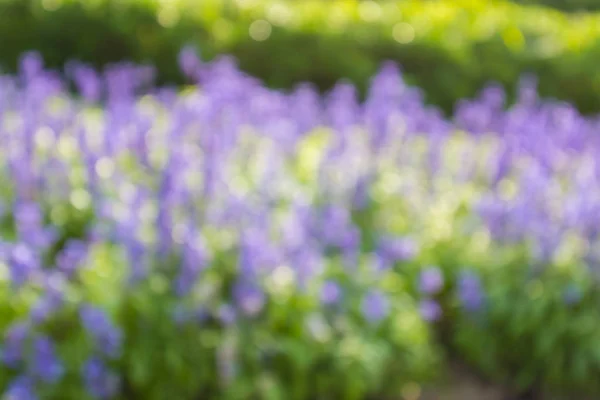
[218, 304, 237, 326]
[31, 273, 67, 324]
[174, 231, 209, 297]
[233, 282, 265, 317]
[361, 290, 390, 324]
[8, 243, 39, 288]
[31, 336, 64, 383]
[4, 376, 38, 400]
[377, 236, 419, 263]
[80, 306, 122, 358]
[419, 299, 442, 322]
[56, 240, 88, 277]
[418, 266, 444, 295]
[2, 322, 30, 368]
[83, 358, 120, 399]
[457, 271, 485, 313]
[178, 46, 203, 80]
[320, 280, 342, 305]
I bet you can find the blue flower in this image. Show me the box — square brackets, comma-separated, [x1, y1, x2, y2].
[80, 306, 122, 358]
[83, 358, 120, 399]
[457, 271, 485, 313]
[218, 304, 237, 326]
[419, 299, 442, 322]
[31, 336, 63, 383]
[233, 282, 265, 317]
[2, 322, 30, 368]
[174, 231, 209, 297]
[178, 46, 202, 79]
[56, 240, 88, 277]
[4, 376, 38, 400]
[8, 243, 39, 287]
[31, 273, 66, 324]
[377, 236, 419, 263]
[320, 281, 342, 306]
[361, 290, 390, 324]
[418, 266, 444, 295]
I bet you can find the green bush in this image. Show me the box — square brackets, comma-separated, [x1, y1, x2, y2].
[2, 0, 600, 113]
[512, 0, 600, 12]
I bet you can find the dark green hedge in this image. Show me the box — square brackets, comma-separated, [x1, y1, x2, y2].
[2, 0, 600, 114]
[513, 0, 600, 11]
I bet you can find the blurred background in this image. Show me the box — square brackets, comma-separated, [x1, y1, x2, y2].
[2, 1, 600, 399]
[2, 0, 600, 115]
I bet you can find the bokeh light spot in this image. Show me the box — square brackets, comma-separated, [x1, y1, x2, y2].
[249, 20, 272, 41]
[393, 23, 416, 44]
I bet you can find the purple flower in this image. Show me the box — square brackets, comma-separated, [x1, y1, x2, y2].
[320, 281, 342, 305]
[4, 376, 38, 400]
[31, 294, 63, 324]
[174, 231, 210, 297]
[457, 271, 485, 313]
[178, 46, 202, 79]
[418, 266, 444, 295]
[419, 299, 442, 322]
[19, 52, 43, 82]
[31, 336, 63, 383]
[31, 273, 66, 324]
[56, 240, 88, 277]
[8, 243, 39, 288]
[14, 202, 43, 230]
[70, 63, 102, 102]
[361, 290, 390, 324]
[80, 306, 122, 358]
[377, 236, 419, 263]
[318, 206, 353, 248]
[2, 322, 30, 367]
[218, 304, 237, 326]
[83, 358, 120, 399]
[370, 253, 392, 273]
[233, 282, 265, 317]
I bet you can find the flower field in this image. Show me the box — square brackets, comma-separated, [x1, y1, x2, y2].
[1, 50, 600, 399]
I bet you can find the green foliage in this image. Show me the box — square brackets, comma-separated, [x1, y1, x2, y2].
[512, 0, 600, 12]
[3, 0, 600, 114]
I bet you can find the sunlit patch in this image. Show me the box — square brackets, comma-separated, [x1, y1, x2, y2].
[70, 188, 91, 210]
[95, 157, 115, 179]
[359, 1, 382, 22]
[393, 22, 415, 44]
[249, 20, 272, 41]
[34, 127, 55, 151]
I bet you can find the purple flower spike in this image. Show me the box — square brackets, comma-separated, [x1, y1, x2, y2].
[31, 336, 64, 383]
[218, 304, 237, 326]
[233, 282, 265, 317]
[457, 271, 485, 313]
[419, 299, 442, 322]
[8, 243, 39, 288]
[5, 376, 38, 400]
[71, 63, 102, 102]
[178, 46, 203, 80]
[31, 293, 63, 324]
[56, 240, 88, 277]
[418, 266, 444, 295]
[83, 358, 120, 399]
[2, 322, 30, 368]
[361, 290, 390, 324]
[320, 281, 342, 305]
[80, 306, 122, 358]
[377, 236, 419, 263]
[19, 52, 44, 82]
